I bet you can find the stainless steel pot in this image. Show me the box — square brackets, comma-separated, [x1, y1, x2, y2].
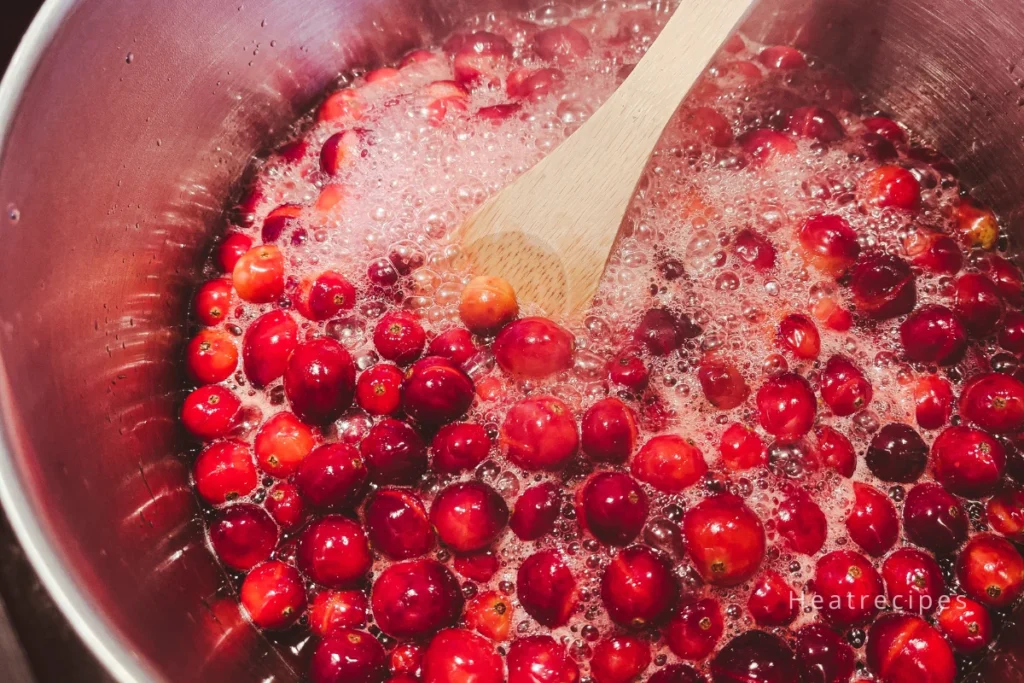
[2, 0, 1024, 681]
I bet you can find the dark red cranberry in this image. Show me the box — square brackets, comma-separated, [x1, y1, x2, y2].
[778, 314, 821, 359]
[578, 472, 649, 546]
[682, 495, 765, 586]
[776, 488, 828, 555]
[374, 311, 426, 365]
[756, 372, 817, 438]
[633, 307, 700, 356]
[217, 232, 253, 272]
[787, 106, 844, 143]
[364, 488, 434, 560]
[608, 348, 650, 391]
[747, 570, 798, 627]
[631, 435, 707, 493]
[260, 203, 302, 243]
[881, 548, 944, 614]
[719, 423, 766, 471]
[296, 271, 356, 321]
[820, 355, 872, 416]
[516, 549, 578, 628]
[186, 329, 238, 384]
[453, 550, 499, 582]
[194, 278, 233, 326]
[401, 356, 475, 425]
[493, 317, 575, 378]
[534, 25, 591, 63]
[367, 258, 400, 287]
[850, 255, 916, 319]
[698, 357, 750, 410]
[905, 231, 962, 274]
[937, 597, 993, 654]
[510, 483, 560, 541]
[309, 629, 385, 683]
[846, 482, 899, 557]
[254, 411, 317, 478]
[931, 425, 1005, 498]
[194, 440, 257, 505]
[759, 45, 807, 69]
[795, 624, 855, 683]
[308, 590, 368, 636]
[665, 596, 723, 661]
[987, 486, 1024, 540]
[356, 363, 404, 415]
[903, 482, 967, 554]
[740, 128, 798, 165]
[295, 443, 367, 509]
[647, 665, 705, 683]
[798, 215, 860, 276]
[284, 338, 356, 425]
[865, 614, 955, 683]
[427, 328, 478, 365]
[863, 116, 906, 144]
[679, 106, 733, 147]
[209, 503, 278, 571]
[859, 165, 921, 211]
[914, 375, 954, 430]
[371, 559, 463, 639]
[999, 310, 1024, 353]
[590, 635, 650, 683]
[422, 629, 503, 683]
[360, 418, 427, 485]
[507, 635, 580, 683]
[297, 515, 372, 588]
[956, 533, 1024, 607]
[987, 253, 1023, 305]
[501, 396, 578, 471]
[601, 545, 678, 628]
[899, 305, 967, 365]
[866, 423, 927, 483]
[732, 228, 777, 272]
[431, 422, 490, 474]
[960, 372, 1024, 434]
[181, 385, 241, 441]
[812, 550, 884, 627]
[243, 310, 298, 387]
[430, 481, 508, 554]
[240, 561, 307, 630]
[954, 274, 1003, 337]
[265, 482, 307, 530]
[581, 398, 638, 463]
[810, 425, 856, 477]
[710, 631, 799, 683]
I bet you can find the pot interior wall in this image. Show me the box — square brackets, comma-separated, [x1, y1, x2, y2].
[1, 0, 1023, 680]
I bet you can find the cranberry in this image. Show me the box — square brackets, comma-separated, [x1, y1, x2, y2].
[296, 271, 356, 321]
[849, 255, 916, 319]
[812, 550, 885, 627]
[295, 443, 367, 509]
[581, 398, 638, 463]
[452, 32, 513, 87]
[517, 549, 577, 627]
[810, 425, 856, 477]
[756, 372, 816, 438]
[309, 628, 386, 683]
[194, 278, 233, 326]
[578, 472, 649, 546]
[507, 635, 580, 683]
[265, 482, 306, 530]
[903, 482, 967, 554]
[899, 305, 967, 366]
[633, 307, 700, 355]
[986, 486, 1024, 540]
[747, 570, 798, 627]
[308, 590, 368, 636]
[741, 128, 798, 166]
[820, 355, 872, 416]
[647, 666, 705, 683]
[954, 274, 1003, 337]
[429, 423, 488, 474]
[464, 591, 513, 641]
[242, 310, 298, 387]
[285, 339, 356, 425]
[317, 88, 365, 123]
[534, 25, 591, 63]
[232, 245, 285, 303]
[493, 317, 575, 378]
[367, 258, 400, 287]
[608, 348, 650, 391]
[776, 488, 828, 555]
[453, 551, 499, 582]
[759, 45, 806, 69]
[631, 435, 707, 493]
[936, 597, 993, 654]
[732, 228, 777, 272]
[787, 106, 844, 143]
[194, 440, 257, 505]
[795, 624, 855, 683]
[679, 106, 733, 147]
[510, 482, 560, 541]
[905, 230, 963, 275]
[881, 547, 944, 614]
[798, 215, 860, 276]
[601, 545, 678, 627]
[401, 356, 475, 425]
[427, 328, 478, 365]
[218, 232, 252, 272]
[261, 203, 302, 243]
[865, 614, 955, 683]
[999, 311, 1024, 353]
[320, 130, 362, 176]
[866, 423, 927, 482]
[987, 253, 1023, 305]
[371, 559, 463, 639]
[710, 631, 798, 683]
[698, 357, 750, 410]
[374, 311, 426, 365]
[390, 642, 426, 676]
[254, 411, 316, 477]
[682, 495, 765, 586]
[209, 503, 278, 571]
[590, 635, 650, 683]
[956, 533, 1024, 607]
[181, 385, 241, 440]
[360, 418, 427, 485]
[186, 329, 238, 384]
[913, 375, 954, 430]
[430, 481, 508, 554]
[365, 488, 434, 560]
[960, 372, 1024, 434]
[240, 561, 307, 630]
[777, 314, 821, 360]
[931, 425, 1005, 498]
[476, 103, 522, 123]
[955, 198, 999, 250]
[664, 596, 723, 661]
[297, 515, 371, 588]
[863, 116, 906, 144]
[859, 165, 921, 211]
[846, 482, 899, 557]
[355, 364, 403, 416]
[501, 396, 578, 471]
[507, 67, 567, 100]
[720, 423, 766, 471]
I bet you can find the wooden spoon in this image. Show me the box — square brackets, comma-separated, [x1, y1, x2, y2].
[460, 0, 756, 316]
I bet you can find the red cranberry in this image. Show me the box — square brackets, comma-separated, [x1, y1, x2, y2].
[296, 271, 356, 321]
[795, 624, 855, 683]
[954, 274, 1003, 338]
[647, 665, 705, 683]
[776, 488, 828, 555]
[846, 482, 899, 557]
[578, 472, 649, 546]
[859, 165, 921, 211]
[798, 215, 860, 276]
[428, 328, 478, 365]
[364, 488, 434, 560]
[265, 482, 306, 530]
[464, 590, 513, 641]
[710, 631, 799, 683]
[297, 515, 372, 588]
[181, 385, 241, 441]
[999, 310, 1024, 353]
[899, 305, 967, 365]
[960, 372, 1024, 434]
[720, 423, 766, 471]
[285, 338, 356, 425]
[232, 245, 285, 303]
[679, 106, 733, 147]
[936, 597, 993, 654]
[608, 348, 650, 391]
[733, 228, 777, 272]
[747, 570, 798, 627]
[371, 559, 463, 639]
[194, 278, 233, 326]
[601, 545, 678, 628]
[988, 253, 1024, 305]
[186, 329, 238, 384]
[452, 32, 513, 88]
[820, 355, 872, 416]
[242, 310, 298, 387]
[866, 423, 927, 483]
[881, 548, 944, 614]
[581, 398, 638, 463]
[430, 481, 508, 554]
[777, 314, 821, 359]
[295, 443, 367, 509]
[431, 422, 490, 474]
[850, 255, 916, 319]
[759, 45, 806, 69]
[308, 590, 368, 636]
[476, 103, 522, 123]
[986, 486, 1024, 540]
[812, 550, 885, 627]
[360, 418, 427, 485]
[255, 411, 317, 477]
[209, 503, 278, 571]
[633, 307, 700, 356]
[453, 550, 499, 582]
[260, 203, 302, 243]
[218, 232, 253, 272]
[501, 396, 578, 471]
[240, 561, 307, 630]
[903, 482, 967, 554]
[506, 67, 566, 101]
[507, 635, 580, 683]
[665, 597, 723, 661]
[517, 549, 577, 627]
[741, 128, 798, 165]
[810, 425, 856, 478]
[533, 25, 591, 63]
[931, 425, 1005, 498]
[510, 482, 560, 541]
[787, 106, 844, 143]
[401, 356, 475, 425]
[194, 440, 257, 505]
[309, 628, 386, 683]
[756, 372, 816, 438]
[913, 375, 954, 430]
[374, 311, 426, 365]
[320, 130, 363, 176]
[866, 614, 955, 683]
[956, 533, 1024, 607]
[317, 88, 365, 122]
[863, 116, 906, 144]
[493, 317, 575, 378]
[698, 357, 750, 410]
[355, 364, 403, 416]
[590, 635, 650, 683]
[631, 435, 707, 493]
[682, 495, 765, 586]
[367, 258, 399, 287]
